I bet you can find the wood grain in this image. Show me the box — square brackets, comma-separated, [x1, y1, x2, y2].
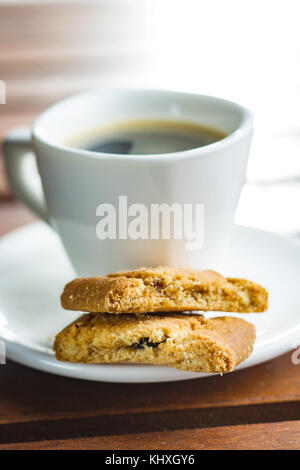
[0, 353, 299, 427]
[0, 421, 299, 450]
[0, 202, 300, 450]
[0, 1, 148, 197]
[0, 398, 299, 445]
[0, 2, 299, 450]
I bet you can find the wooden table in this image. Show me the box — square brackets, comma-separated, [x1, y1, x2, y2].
[0, 2, 299, 450]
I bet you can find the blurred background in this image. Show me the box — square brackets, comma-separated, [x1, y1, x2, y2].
[0, 0, 299, 236]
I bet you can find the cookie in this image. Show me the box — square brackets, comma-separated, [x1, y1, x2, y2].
[53, 313, 256, 373]
[61, 266, 268, 314]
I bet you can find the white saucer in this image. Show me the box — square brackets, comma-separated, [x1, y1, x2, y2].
[1, 222, 300, 383]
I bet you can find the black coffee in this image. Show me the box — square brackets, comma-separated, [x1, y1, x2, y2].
[67, 120, 226, 155]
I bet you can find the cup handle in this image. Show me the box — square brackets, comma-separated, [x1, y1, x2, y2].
[3, 126, 49, 224]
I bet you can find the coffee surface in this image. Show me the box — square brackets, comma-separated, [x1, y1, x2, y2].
[66, 120, 226, 155]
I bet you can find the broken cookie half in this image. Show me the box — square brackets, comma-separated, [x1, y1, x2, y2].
[61, 266, 268, 314]
[53, 313, 256, 373]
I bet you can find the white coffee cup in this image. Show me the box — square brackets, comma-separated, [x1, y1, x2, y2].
[3, 89, 252, 276]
